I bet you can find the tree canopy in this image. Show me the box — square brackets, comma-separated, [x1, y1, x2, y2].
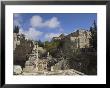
[14, 26, 19, 33]
[89, 20, 97, 50]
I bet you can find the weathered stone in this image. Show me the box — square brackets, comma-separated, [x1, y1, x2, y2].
[13, 33, 20, 50]
[21, 69, 84, 75]
[51, 59, 70, 71]
[23, 59, 48, 73]
[14, 65, 22, 75]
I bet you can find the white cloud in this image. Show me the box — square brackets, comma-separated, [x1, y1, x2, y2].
[44, 33, 61, 41]
[44, 17, 60, 28]
[19, 27, 24, 34]
[19, 27, 43, 41]
[15, 14, 64, 41]
[30, 15, 43, 28]
[30, 15, 60, 29]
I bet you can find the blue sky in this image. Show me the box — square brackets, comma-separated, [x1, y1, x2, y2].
[13, 13, 97, 42]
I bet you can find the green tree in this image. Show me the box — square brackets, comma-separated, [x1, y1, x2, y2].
[38, 40, 44, 47]
[14, 26, 19, 33]
[62, 40, 74, 59]
[90, 20, 97, 50]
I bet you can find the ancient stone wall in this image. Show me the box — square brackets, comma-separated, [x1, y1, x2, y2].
[13, 33, 20, 50]
[23, 59, 48, 73]
[14, 33, 34, 68]
[51, 59, 70, 71]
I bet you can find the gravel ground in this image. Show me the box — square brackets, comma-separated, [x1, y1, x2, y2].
[19, 69, 84, 76]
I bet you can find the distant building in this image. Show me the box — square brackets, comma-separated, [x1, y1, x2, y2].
[68, 29, 91, 48]
[52, 34, 65, 41]
[52, 29, 91, 49]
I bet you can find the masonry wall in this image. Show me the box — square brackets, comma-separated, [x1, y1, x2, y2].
[14, 33, 34, 68]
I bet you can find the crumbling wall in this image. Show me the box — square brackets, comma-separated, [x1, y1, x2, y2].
[14, 33, 34, 68]
[51, 59, 70, 71]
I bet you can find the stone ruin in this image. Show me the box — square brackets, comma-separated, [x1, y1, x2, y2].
[23, 42, 48, 73]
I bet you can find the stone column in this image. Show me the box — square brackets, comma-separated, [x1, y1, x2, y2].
[36, 43, 38, 59]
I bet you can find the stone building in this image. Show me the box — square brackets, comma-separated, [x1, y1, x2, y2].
[68, 29, 91, 48]
[52, 29, 91, 49]
[52, 34, 65, 41]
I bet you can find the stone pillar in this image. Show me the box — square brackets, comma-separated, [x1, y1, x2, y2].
[36, 43, 38, 59]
